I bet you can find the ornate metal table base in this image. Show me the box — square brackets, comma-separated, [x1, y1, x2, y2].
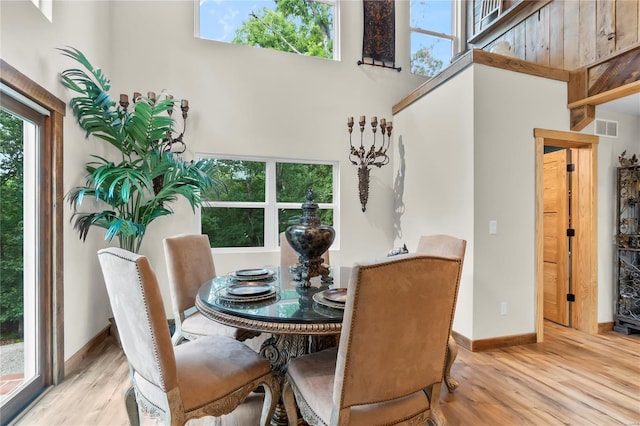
[259, 333, 339, 425]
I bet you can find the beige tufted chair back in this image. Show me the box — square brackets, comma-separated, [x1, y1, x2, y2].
[98, 248, 179, 417]
[164, 233, 216, 320]
[333, 254, 463, 422]
[164, 234, 257, 344]
[98, 247, 278, 426]
[416, 234, 467, 262]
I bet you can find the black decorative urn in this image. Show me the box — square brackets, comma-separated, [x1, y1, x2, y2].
[285, 188, 335, 287]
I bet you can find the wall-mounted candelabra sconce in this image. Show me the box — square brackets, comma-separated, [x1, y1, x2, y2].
[347, 115, 392, 212]
[119, 91, 189, 154]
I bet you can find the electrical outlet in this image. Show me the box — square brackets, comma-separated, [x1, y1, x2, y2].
[500, 302, 508, 316]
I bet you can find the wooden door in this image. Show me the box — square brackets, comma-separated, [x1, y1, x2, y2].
[543, 149, 570, 326]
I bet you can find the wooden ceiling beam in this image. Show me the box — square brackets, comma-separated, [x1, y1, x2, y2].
[567, 45, 640, 131]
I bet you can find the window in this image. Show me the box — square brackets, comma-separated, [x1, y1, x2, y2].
[30, 0, 52, 22]
[410, 0, 464, 77]
[479, 0, 502, 29]
[0, 63, 64, 423]
[199, 155, 338, 251]
[197, 0, 337, 60]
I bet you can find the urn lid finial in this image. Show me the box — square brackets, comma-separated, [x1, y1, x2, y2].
[301, 187, 321, 226]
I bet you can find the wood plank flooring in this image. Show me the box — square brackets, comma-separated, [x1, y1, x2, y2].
[13, 322, 640, 425]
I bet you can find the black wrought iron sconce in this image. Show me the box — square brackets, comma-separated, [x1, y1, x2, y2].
[347, 115, 392, 212]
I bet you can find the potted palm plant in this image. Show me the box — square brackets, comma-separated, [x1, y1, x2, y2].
[59, 47, 219, 253]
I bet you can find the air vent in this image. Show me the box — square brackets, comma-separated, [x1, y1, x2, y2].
[594, 119, 618, 138]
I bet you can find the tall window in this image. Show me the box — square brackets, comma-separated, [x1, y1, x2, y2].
[30, 0, 52, 22]
[0, 64, 64, 423]
[410, 0, 464, 77]
[199, 155, 338, 251]
[197, 0, 337, 60]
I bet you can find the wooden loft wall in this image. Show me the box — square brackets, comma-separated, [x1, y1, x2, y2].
[467, 0, 640, 130]
[468, 0, 639, 69]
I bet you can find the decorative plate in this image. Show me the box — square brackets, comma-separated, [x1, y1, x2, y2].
[228, 269, 275, 281]
[322, 288, 347, 304]
[235, 268, 271, 277]
[227, 282, 273, 297]
[216, 285, 278, 303]
[313, 291, 345, 310]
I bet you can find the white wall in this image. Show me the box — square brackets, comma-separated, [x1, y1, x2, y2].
[5, 0, 631, 358]
[472, 65, 569, 339]
[1, 0, 426, 359]
[394, 62, 638, 341]
[1, 0, 115, 362]
[392, 68, 475, 338]
[393, 64, 570, 340]
[105, 0, 425, 319]
[584, 108, 640, 323]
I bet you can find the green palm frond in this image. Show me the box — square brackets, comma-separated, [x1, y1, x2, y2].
[125, 100, 174, 155]
[59, 47, 128, 154]
[58, 47, 111, 90]
[60, 47, 223, 253]
[71, 210, 119, 242]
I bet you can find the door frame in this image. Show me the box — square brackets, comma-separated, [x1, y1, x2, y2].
[534, 128, 599, 342]
[1, 60, 65, 385]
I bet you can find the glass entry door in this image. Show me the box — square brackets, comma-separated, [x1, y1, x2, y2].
[0, 97, 47, 424]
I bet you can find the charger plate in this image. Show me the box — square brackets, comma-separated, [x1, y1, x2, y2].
[216, 284, 278, 303]
[228, 269, 275, 282]
[227, 282, 274, 296]
[313, 290, 346, 310]
[322, 288, 347, 303]
[235, 268, 271, 277]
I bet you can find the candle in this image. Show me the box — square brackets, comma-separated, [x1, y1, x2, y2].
[147, 92, 156, 102]
[359, 115, 365, 123]
[380, 118, 386, 126]
[371, 116, 377, 124]
[181, 99, 189, 108]
[348, 116, 354, 124]
[133, 92, 141, 102]
[119, 94, 128, 103]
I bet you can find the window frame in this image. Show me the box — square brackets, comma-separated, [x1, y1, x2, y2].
[0, 59, 65, 422]
[194, 0, 340, 61]
[197, 153, 340, 253]
[409, 0, 466, 75]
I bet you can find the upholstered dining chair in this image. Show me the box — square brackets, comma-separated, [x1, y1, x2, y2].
[280, 231, 330, 267]
[97, 247, 279, 426]
[416, 234, 467, 262]
[416, 234, 467, 393]
[282, 253, 464, 426]
[164, 233, 258, 345]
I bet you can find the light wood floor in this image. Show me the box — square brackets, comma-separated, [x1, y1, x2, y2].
[13, 322, 640, 425]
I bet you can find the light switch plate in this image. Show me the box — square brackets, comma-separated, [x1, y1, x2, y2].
[489, 220, 497, 235]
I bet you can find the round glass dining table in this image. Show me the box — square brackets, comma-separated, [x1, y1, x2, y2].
[196, 266, 351, 425]
[196, 264, 460, 418]
[196, 266, 352, 375]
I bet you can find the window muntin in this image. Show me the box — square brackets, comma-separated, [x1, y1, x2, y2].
[200, 155, 338, 251]
[410, 0, 461, 77]
[197, 0, 337, 60]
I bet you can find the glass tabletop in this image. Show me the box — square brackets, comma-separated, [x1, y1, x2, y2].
[197, 266, 351, 325]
